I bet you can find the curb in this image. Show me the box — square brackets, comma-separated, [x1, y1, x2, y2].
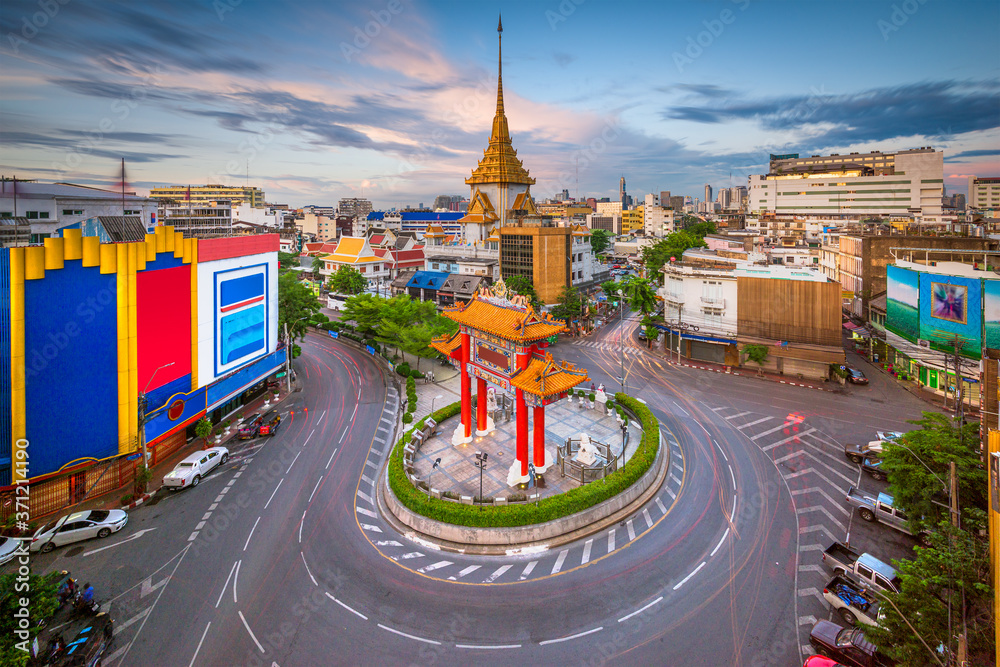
[124, 493, 152, 511]
[652, 351, 834, 392]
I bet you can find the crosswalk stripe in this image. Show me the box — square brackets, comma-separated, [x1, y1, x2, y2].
[375, 540, 403, 547]
[582, 539, 593, 564]
[608, 529, 616, 552]
[626, 519, 636, 542]
[761, 428, 817, 450]
[399, 552, 424, 560]
[642, 508, 653, 529]
[728, 410, 752, 419]
[519, 561, 537, 580]
[356, 507, 377, 518]
[740, 416, 773, 429]
[357, 490, 374, 504]
[361, 524, 382, 533]
[113, 607, 150, 635]
[655, 497, 667, 514]
[484, 564, 512, 583]
[551, 549, 568, 574]
[449, 565, 481, 581]
[666, 486, 676, 500]
[418, 560, 453, 574]
[751, 421, 799, 441]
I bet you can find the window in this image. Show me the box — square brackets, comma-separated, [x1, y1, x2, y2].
[857, 564, 873, 580]
[62, 209, 84, 215]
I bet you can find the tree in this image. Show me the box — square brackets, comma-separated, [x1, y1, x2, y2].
[311, 255, 326, 275]
[328, 265, 368, 295]
[641, 229, 708, 280]
[624, 277, 657, 318]
[641, 316, 660, 349]
[0, 571, 60, 666]
[590, 229, 612, 255]
[341, 293, 385, 338]
[401, 323, 436, 372]
[743, 344, 769, 366]
[881, 412, 985, 530]
[685, 220, 717, 236]
[865, 515, 993, 666]
[503, 275, 541, 308]
[550, 286, 583, 332]
[278, 251, 299, 270]
[278, 272, 321, 342]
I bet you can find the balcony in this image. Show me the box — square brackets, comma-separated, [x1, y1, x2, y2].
[661, 292, 684, 306]
[700, 296, 725, 310]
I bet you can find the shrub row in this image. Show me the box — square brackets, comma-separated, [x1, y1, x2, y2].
[387, 393, 660, 528]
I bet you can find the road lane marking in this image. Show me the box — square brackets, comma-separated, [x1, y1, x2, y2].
[710, 528, 730, 557]
[626, 519, 636, 542]
[303, 428, 315, 447]
[301, 552, 318, 586]
[357, 507, 377, 518]
[642, 508, 653, 529]
[519, 561, 537, 580]
[326, 448, 338, 469]
[195, 521, 206, 530]
[114, 607, 150, 635]
[309, 476, 323, 502]
[551, 549, 568, 574]
[233, 560, 240, 603]
[263, 479, 283, 510]
[201, 512, 212, 521]
[456, 643, 523, 649]
[188, 621, 211, 667]
[582, 539, 593, 564]
[618, 597, 662, 623]
[655, 497, 667, 514]
[608, 529, 616, 552]
[357, 490, 374, 504]
[672, 401, 689, 416]
[328, 592, 369, 620]
[377, 624, 440, 645]
[752, 421, 801, 441]
[740, 416, 773, 429]
[339, 429, 348, 444]
[243, 517, 260, 551]
[318, 410, 326, 423]
[298, 510, 306, 543]
[239, 611, 265, 653]
[361, 524, 383, 533]
[399, 552, 423, 560]
[669, 473, 681, 485]
[539, 627, 603, 645]
[449, 565, 481, 581]
[216, 561, 239, 608]
[672, 561, 706, 590]
[728, 410, 752, 419]
[417, 560, 453, 574]
[365, 459, 377, 469]
[761, 428, 818, 450]
[666, 486, 676, 500]
[362, 474, 374, 486]
[375, 540, 403, 547]
[484, 564, 513, 582]
[285, 450, 301, 474]
[728, 464, 737, 491]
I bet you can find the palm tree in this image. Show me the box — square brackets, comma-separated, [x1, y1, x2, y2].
[625, 277, 657, 318]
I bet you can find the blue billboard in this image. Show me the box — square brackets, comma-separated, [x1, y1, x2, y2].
[918, 272, 981, 357]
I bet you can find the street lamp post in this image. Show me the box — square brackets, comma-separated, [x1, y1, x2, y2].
[474, 452, 488, 504]
[430, 394, 444, 419]
[138, 361, 176, 469]
[617, 288, 627, 394]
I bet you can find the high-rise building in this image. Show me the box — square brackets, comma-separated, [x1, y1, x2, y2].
[717, 189, 731, 209]
[660, 191, 671, 206]
[338, 197, 373, 219]
[150, 184, 265, 208]
[968, 176, 1000, 211]
[752, 147, 946, 223]
[620, 176, 627, 208]
[704, 184, 713, 204]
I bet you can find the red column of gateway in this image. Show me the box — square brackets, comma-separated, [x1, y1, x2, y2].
[476, 377, 488, 431]
[461, 332, 472, 439]
[516, 345, 530, 477]
[532, 405, 545, 467]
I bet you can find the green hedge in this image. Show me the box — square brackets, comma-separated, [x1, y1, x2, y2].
[387, 393, 660, 528]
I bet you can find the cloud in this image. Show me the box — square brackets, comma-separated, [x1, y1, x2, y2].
[946, 149, 1000, 160]
[662, 80, 1000, 149]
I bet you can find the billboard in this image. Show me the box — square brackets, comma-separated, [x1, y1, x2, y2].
[919, 272, 981, 357]
[137, 265, 191, 396]
[886, 265, 919, 342]
[984, 280, 1000, 351]
[197, 253, 279, 386]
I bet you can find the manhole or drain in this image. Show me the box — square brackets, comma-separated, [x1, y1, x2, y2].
[64, 546, 84, 558]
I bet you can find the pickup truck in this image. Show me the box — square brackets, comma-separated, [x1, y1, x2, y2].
[845, 487, 932, 546]
[861, 457, 885, 481]
[821, 542, 900, 594]
[823, 574, 882, 627]
[844, 440, 883, 464]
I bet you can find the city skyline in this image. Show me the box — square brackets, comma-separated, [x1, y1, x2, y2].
[1, 0, 998, 208]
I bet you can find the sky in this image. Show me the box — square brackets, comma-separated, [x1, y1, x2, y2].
[1, 0, 998, 209]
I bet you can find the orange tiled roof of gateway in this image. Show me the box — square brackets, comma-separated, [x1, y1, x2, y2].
[442, 292, 565, 342]
[430, 331, 462, 357]
[510, 353, 589, 397]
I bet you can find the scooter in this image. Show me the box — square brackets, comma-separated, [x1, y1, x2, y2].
[72, 591, 100, 617]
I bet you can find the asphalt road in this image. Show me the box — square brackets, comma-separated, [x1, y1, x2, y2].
[22, 313, 931, 666]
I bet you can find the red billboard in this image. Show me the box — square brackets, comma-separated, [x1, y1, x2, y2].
[137, 265, 191, 392]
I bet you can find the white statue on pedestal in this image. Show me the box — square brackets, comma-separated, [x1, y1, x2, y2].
[574, 433, 601, 466]
[486, 387, 498, 412]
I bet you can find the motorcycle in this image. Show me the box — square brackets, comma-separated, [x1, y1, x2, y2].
[72, 591, 100, 617]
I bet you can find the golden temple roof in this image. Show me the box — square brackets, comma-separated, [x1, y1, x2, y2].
[510, 352, 589, 397]
[430, 330, 462, 357]
[442, 290, 565, 343]
[465, 17, 535, 187]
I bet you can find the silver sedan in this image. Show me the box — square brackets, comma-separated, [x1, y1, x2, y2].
[30, 509, 128, 553]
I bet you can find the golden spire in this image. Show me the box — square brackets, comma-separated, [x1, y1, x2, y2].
[466, 14, 534, 187]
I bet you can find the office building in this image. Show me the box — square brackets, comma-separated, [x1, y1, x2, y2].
[338, 197, 373, 219]
[150, 184, 265, 208]
[704, 184, 713, 204]
[968, 176, 1000, 211]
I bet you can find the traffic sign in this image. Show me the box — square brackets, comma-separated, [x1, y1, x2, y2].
[276, 372, 287, 378]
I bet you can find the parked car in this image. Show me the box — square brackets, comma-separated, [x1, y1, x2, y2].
[808, 620, 895, 667]
[238, 413, 263, 439]
[823, 574, 882, 627]
[875, 431, 903, 442]
[844, 441, 883, 464]
[845, 487, 931, 546]
[861, 457, 886, 481]
[259, 410, 281, 436]
[0, 535, 24, 565]
[162, 447, 229, 490]
[30, 510, 128, 553]
[846, 368, 868, 384]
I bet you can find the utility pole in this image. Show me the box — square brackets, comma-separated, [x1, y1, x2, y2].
[284, 322, 293, 394]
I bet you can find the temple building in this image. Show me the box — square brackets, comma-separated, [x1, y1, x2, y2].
[458, 16, 538, 243]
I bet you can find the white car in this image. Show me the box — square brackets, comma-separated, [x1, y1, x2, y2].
[30, 510, 128, 553]
[162, 446, 229, 490]
[876, 431, 903, 441]
[0, 535, 24, 565]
